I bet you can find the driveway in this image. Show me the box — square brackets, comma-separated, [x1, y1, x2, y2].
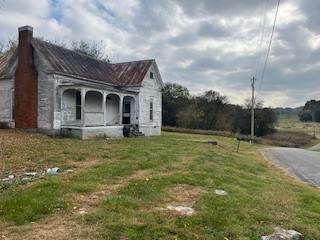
[262, 147, 320, 187]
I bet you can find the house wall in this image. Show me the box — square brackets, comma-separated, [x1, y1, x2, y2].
[85, 91, 103, 126]
[61, 89, 78, 124]
[34, 52, 56, 133]
[138, 64, 162, 136]
[0, 79, 14, 127]
[106, 94, 120, 125]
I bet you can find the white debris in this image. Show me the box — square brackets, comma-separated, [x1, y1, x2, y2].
[215, 189, 228, 196]
[262, 228, 303, 240]
[65, 169, 74, 173]
[46, 167, 61, 175]
[167, 205, 194, 216]
[24, 172, 37, 177]
[8, 175, 15, 179]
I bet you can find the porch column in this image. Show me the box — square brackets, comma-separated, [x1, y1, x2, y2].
[119, 95, 123, 125]
[81, 89, 86, 127]
[103, 92, 107, 126]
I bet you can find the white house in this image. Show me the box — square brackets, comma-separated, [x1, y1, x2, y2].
[0, 26, 163, 139]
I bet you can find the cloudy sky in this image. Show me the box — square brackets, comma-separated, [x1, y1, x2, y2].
[0, 0, 319, 107]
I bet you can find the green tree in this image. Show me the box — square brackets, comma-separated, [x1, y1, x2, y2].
[162, 83, 191, 126]
[177, 104, 204, 129]
[196, 90, 228, 130]
[299, 100, 320, 122]
[231, 106, 277, 137]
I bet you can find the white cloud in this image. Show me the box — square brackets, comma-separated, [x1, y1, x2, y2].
[0, 0, 319, 107]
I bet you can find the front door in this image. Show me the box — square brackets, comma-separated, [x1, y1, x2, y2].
[123, 101, 131, 124]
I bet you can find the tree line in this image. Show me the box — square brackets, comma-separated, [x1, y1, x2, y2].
[163, 83, 277, 137]
[299, 100, 320, 122]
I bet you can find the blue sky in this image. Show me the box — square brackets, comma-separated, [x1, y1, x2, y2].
[0, 0, 319, 107]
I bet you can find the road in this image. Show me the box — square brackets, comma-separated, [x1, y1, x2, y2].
[263, 147, 320, 187]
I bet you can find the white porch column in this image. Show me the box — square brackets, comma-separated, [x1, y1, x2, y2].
[103, 92, 107, 126]
[81, 88, 86, 127]
[119, 95, 123, 125]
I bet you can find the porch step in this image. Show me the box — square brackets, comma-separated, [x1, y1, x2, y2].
[123, 125, 145, 138]
[131, 129, 145, 137]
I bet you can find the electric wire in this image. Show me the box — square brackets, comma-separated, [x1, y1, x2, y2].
[254, 0, 268, 79]
[257, 0, 281, 96]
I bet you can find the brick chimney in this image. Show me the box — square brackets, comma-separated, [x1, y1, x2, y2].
[14, 25, 38, 128]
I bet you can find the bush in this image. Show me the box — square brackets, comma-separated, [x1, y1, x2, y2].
[258, 131, 314, 147]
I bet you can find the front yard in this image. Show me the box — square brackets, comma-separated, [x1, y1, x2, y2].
[0, 130, 319, 239]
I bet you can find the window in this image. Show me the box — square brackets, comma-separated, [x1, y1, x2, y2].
[150, 72, 154, 79]
[76, 91, 81, 120]
[149, 101, 153, 121]
[11, 90, 15, 120]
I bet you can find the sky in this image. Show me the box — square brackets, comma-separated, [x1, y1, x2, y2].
[0, 0, 319, 108]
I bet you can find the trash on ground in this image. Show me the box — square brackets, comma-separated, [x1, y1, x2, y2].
[46, 167, 61, 175]
[24, 172, 37, 176]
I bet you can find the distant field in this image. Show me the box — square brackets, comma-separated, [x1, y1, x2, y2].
[276, 118, 320, 139]
[1, 130, 320, 239]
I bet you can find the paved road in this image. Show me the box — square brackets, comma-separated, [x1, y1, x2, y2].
[263, 147, 320, 187]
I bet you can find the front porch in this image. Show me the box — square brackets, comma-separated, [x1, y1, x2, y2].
[59, 86, 139, 139]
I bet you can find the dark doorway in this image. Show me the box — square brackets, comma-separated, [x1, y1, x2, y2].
[123, 101, 131, 124]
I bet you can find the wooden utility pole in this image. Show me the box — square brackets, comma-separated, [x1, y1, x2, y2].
[251, 77, 256, 143]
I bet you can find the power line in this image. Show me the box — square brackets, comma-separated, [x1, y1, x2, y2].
[257, 0, 281, 96]
[254, 0, 269, 79]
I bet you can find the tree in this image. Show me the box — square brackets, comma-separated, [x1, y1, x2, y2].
[162, 83, 192, 126]
[0, 35, 18, 56]
[196, 90, 228, 130]
[71, 40, 112, 62]
[177, 104, 204, 129]
[299, 100, 320, 122]
[231, 106, 277, 136]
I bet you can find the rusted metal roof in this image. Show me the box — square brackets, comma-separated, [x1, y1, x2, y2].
[112, 59, 154, 85]
[0, 50, 17, 79]
[32, 38, 153, 86]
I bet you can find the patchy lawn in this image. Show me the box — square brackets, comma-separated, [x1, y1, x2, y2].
[0, 130, 320, 239]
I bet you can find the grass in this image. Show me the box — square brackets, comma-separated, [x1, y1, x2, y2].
[0, 130, 320, 239]
[276, 118, 320, 139]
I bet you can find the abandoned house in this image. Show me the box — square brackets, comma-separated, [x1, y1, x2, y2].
[0, 26, 163, 139]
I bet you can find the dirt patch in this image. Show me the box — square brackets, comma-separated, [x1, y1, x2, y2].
[148, 184, 207, 216]
[0, 214, 99, 240]
[166, 184, 207, 205]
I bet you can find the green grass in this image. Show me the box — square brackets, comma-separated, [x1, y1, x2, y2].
[0, 130, 320, 239]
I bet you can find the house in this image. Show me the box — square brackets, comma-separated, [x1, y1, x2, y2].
[0, 26, 163, 139]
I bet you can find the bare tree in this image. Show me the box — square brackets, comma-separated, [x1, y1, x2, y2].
[71, 40, 118, 62]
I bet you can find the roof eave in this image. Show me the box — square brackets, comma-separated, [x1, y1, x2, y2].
[47, 70, 118, 87]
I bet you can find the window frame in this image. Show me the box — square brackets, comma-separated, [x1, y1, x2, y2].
[149, 100, 153, 121]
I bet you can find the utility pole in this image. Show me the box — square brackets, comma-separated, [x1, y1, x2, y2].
[251, 77, 256, 143]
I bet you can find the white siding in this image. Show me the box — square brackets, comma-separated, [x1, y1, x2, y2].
[0, 79, 14, 126]
[138, 64, 162, 136]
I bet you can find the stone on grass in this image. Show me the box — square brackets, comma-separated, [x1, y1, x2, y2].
[215, 189, 228, 196]
[167, 205, 194, 216]
[8, 175, 15, 179]
[261, 229, 303, 240]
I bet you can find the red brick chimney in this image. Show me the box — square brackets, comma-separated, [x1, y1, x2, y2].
[14, 25, 38, 128]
